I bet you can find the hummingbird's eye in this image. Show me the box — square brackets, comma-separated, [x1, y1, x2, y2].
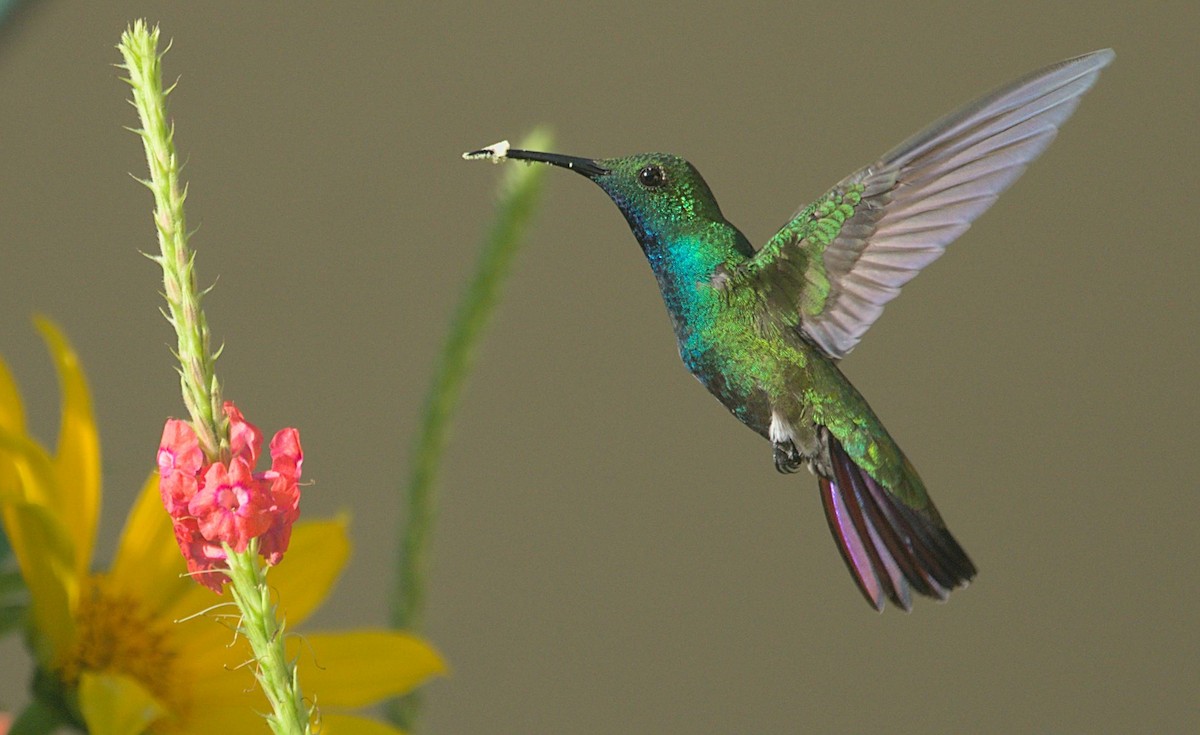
[638, 164, 667, 189]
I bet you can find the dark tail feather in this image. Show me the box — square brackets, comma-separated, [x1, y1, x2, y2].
[818, 436, 976, 612]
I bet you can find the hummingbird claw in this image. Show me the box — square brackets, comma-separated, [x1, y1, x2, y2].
[773, 440, 804, 474]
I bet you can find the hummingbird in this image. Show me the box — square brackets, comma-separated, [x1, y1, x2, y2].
[466, 49, 1113, 611]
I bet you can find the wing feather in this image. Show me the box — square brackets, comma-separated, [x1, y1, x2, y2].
[732, 49, 1113, 358]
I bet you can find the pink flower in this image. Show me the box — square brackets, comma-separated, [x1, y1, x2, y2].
[157, 419, 203, 515]
[157, 418, 204, 477]
[268, 427, 303, 481]
[172, 516, 230, 593]
[225, 401, 263, 466]
[189, 457, 273, 552]
[156, 402, 304, 591]
[259, 428, 303, 565]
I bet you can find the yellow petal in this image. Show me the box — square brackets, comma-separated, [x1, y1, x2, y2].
[78, 671, 167, 735]
[158, 576, 235, 633]
[176, 698, 267, 735]
[264, 517, 350, 627]
[0, 357, 24, 505]
[291, 630, 446, 708]
[317, 713, 408, 735]
[0, 352, 25, 435]
[186, 655, 263, 706]
[169, 518, 350, 634]
[170, 601, 275, 688]
[109, 471, 198, 617]
[3, 502, 76, 659]
[0, 427, 78, 665]
[0, 423, 57, 507]
[35, 317, 101, 580]
[108, 473, 236, 656]
[162, 518, 352, 650]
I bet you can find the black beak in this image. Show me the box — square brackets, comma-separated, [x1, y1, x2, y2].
[465, 146, 610, 179]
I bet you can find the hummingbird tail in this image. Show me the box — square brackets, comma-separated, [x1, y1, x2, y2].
[818, 436, 976, 612]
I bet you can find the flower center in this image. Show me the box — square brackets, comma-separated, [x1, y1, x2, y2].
[216, 483, 243, 510]
[60, 575, 190, 727]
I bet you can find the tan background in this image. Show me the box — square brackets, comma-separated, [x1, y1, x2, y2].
[1, 1, 1196, 732]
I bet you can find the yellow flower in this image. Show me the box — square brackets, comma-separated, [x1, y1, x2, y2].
[0, 319, 445, 735]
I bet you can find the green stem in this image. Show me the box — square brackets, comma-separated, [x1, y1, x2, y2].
[225, 544, 310, 735]
[388, 129, 552, 730]
[118, 20, 226, 460]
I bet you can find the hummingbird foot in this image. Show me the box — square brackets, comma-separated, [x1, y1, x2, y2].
[773, 440, 804, 474]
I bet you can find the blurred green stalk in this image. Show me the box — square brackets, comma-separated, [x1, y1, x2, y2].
[389, 129, 551, 730]
[0, 0, 22, 26]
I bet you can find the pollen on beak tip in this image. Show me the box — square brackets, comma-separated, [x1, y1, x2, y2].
[462, 139, 510, 163]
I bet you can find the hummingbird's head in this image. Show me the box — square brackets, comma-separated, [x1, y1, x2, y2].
[588, 153, 725, 242]
[469, 146, 726, 247]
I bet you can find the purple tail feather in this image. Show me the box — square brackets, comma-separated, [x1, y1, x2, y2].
[818, 435, 976, 611]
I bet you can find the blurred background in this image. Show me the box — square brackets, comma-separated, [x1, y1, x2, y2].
[0, 1, 1196, 732]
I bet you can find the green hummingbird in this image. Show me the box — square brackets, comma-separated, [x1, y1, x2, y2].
[467, 49, 1113, 611]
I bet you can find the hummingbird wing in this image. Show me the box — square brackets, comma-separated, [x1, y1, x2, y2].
[733, 49, 1113, 359]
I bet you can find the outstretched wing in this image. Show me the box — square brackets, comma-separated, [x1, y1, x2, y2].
[732, 49, 1113, 359]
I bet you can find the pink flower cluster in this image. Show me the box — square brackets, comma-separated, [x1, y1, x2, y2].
[157, 402, 303, 592]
